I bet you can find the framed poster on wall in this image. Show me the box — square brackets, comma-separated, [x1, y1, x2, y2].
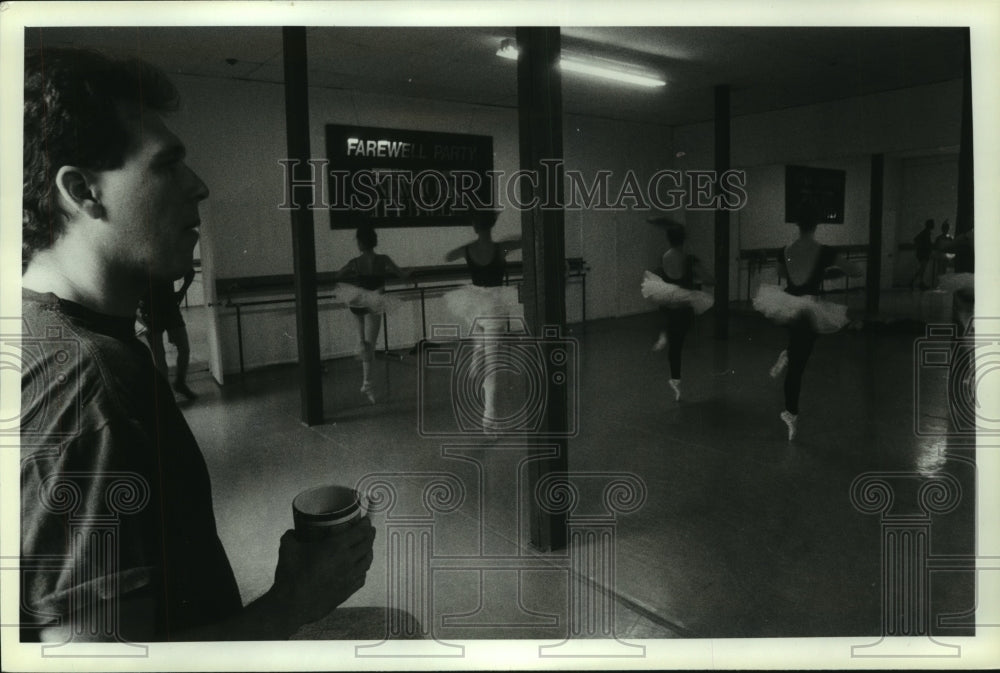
[785, 165, 846, 224]
[325, 124, 494, 229]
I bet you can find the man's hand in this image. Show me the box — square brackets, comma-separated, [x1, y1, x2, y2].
[36, 517, 378, 642]
[271, 517, 376, 628]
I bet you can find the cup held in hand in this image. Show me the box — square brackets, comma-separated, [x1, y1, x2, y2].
[292, 485, 365, 541]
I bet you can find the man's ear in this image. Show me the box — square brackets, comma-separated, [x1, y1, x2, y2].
[54, 166, 104, 219]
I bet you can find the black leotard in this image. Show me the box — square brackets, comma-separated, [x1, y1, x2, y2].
[779, 245, 837, 296]
[465, 244, 505, 287]
[660, 254, 697, 290]
[347, 255, 388, 315]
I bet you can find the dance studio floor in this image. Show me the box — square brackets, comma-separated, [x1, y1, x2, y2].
[177, 291, 976, 642]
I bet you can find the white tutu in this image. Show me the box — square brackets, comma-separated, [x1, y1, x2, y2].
[444, 284, 520, 336]
[936, 272, 974, 294]
[752, 284, 849, 334]
[331, 283, 396, 314]
[640, 270, 714, 315]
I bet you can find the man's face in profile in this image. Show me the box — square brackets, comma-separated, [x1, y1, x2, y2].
[91, 101, 209, 282]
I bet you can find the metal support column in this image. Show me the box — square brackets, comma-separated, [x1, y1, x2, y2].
[713, 84, 731, 340]
[516, 26, 568, 552]
[282, 27, 324, 425]
[955, 30, 973, 237]
[866, 154, 884, 316]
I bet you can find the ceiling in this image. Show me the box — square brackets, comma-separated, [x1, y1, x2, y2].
[31, 25, 967, 127]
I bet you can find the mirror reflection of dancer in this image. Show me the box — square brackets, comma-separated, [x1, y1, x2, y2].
[140, 267, 197, 400]
[334, 225, 408, 403]
[640, 219, 715, 401]
[932, 219, 954, 286]
[444, 210, 522, 432]
[753, 209, 861, 440]
[936, 227, 974, 335]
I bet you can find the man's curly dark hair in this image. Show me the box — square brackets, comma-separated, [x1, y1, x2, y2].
[22, 46, 180, 268]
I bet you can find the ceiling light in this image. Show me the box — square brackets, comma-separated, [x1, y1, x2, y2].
[559, 55, 666, 88]
[496, 39, 520, 61]
[496, 38, 665, 88]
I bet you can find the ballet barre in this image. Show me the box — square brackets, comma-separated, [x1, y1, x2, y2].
[738, 248, 781, 303]
[738, 244, 868, 301]
[398, 257, 589, 340]
[214, 258, 588, 376]
[835, 245, 868, 295]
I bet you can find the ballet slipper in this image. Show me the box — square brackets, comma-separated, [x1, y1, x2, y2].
[770, 350, 788, 378]
[360, 381, 376, 404]
[669, 378, 682, 402]
[173, 381, 198, 401]
[780, 410, 798, 440]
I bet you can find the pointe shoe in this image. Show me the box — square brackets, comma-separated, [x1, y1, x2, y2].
[780, 410, 798, 440]
[652, 333, 667, 352]
[669, 378, 682, 402]
[769, 350, 789, 378]
[360, 382, 376, 404]
[173, 382, 198, 401]
[482, 416, 503, 438]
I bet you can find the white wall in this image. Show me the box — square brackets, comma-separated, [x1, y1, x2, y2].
[883, 156, 903, 291]
[732, 157, 872, 296]
[169, 72, 961, 379]
[168, 74, 672, 378]
[564, 115, 674, 321]
[672, 79, 962, 300]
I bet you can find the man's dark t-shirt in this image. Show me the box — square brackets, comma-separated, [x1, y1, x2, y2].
[20, 289, 241, 641]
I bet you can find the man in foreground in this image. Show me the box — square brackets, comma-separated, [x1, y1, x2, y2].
[20, 47, 382, 642]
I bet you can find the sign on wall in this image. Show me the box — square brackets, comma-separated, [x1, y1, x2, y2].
[325, 124, 494, 229]
[785, 165, 846, 224]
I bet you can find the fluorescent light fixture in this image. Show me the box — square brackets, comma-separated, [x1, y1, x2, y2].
[559, 55, 666, 88]
[496, 39, 520, 61]
[496, 39, 666, 88]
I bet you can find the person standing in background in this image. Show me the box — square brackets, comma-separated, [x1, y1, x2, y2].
[140, 267, 197, 400]
[932, 219, 954, 287]
[910, 219, 935, 290]
[936, 227, 975, 336]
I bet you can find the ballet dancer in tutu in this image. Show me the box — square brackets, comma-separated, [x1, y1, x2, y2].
[444, 210, 522, 431]
[934, 227, 975, 335]
[752, 208, 861, 439]
[333, 225, 408, 403]
[641, 219, 715, 401]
